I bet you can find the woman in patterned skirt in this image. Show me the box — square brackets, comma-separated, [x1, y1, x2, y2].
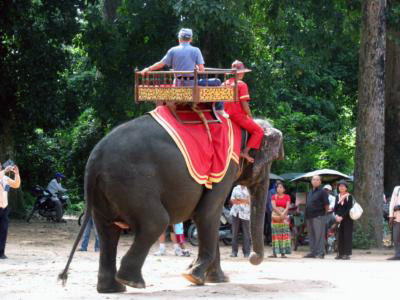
[269, 181, 292, 258]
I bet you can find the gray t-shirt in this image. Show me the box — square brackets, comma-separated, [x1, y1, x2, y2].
[161, 42, 205, 72]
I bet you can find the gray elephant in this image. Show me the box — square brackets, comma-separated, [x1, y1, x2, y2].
[59, 114, 284, 293]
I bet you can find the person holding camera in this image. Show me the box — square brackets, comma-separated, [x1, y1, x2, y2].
[0, 161, 21, 259]
[388, 186, 400, 260]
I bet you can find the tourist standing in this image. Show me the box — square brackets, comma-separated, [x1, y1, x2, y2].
[269, 182, 291, 258]
[229, 184, 251, 257]
[334, 181, 354, 260]
[388, 186, 400, 260]
[0, 163, 21, 259]
[304, 175, 329, 259]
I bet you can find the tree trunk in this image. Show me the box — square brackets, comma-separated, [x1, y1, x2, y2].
[354, 0, 386, 247]
[103, 0, 121, 23]
[384, 25, 400, 197]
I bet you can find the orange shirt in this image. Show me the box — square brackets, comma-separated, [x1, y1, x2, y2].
[224, 78, 250, 119]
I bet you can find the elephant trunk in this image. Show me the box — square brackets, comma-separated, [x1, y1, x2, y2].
[249, 166, 270, 265]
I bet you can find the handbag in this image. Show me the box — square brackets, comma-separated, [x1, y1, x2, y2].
[350, 197, 363, 220]
[272, 207, 285, 222]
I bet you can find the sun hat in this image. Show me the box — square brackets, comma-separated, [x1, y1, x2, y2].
[323, 184, 332, 191]
[231, 60, 252, 73]
[337, 180, 349, 188]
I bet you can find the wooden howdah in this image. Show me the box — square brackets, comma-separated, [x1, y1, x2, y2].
[134, 68, 239, 103]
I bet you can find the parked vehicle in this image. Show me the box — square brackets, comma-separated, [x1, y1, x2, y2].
[288, 204, 308, 250]
[26, 185, 69, 222]
[187, 207, 232, 246]
[326, 224, 338, 254]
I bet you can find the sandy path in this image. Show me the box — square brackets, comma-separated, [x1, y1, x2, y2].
[0, 218, 397, 300]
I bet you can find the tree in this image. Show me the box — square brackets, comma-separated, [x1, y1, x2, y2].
[354, 0, 386, 247]
[384, 0, 400, 196]
[247, 0, 361, 174]
[0, 1, 89, 214]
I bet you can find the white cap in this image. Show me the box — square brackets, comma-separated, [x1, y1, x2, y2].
[178, 28, 193, 39]
[323, 184, 332, 191]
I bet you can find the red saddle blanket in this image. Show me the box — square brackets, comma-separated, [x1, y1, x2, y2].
[150, 106, 241, 189]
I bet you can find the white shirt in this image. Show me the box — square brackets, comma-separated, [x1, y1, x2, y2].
[389, 186, 400, 222]
[230, 185, 250, 220]
[0, 174, 10, 209]
[0, 171, 20, 208]
[47, 178, 67, 196]
[328, 194, 336, 210]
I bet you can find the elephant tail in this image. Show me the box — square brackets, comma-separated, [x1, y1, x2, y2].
[58, 167, 95, 285]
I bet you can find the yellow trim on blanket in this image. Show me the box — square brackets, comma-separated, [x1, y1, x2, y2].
[150, 110, 209, 183]
[150, 108, 240, 188]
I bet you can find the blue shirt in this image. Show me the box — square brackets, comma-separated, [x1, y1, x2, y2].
[161, 42, 205, 72]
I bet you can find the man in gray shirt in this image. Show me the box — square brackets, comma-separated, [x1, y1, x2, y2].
[141, 28, 205, 81]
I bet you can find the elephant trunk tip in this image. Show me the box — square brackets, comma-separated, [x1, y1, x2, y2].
[249, 252, 263, 265]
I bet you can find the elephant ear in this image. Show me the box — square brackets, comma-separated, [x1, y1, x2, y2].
[252, 120, 284, 178]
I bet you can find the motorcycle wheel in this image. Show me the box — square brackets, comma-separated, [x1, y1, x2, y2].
[187, 224, 199, 246]
[53, 200, 64, 222]
[78, 212, 84, 226]
[222, 238, 232, 245]
[26, 205, 37, 223]
[292, 226, 299, 251]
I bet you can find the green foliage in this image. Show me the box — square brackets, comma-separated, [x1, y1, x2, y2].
[247, 0, 360, 174]
[388, 0, 400, 30]
[352, 221, 375, 249]
[1, 0, 366, 215]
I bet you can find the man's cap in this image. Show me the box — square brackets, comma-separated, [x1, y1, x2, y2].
[323, 184, 332, 191]
[231, 60, 252, 73]
[55, 172, 65, 179]
[178, 28, 193, 39]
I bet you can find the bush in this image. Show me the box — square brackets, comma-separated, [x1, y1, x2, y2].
[352, 222, 375, 249]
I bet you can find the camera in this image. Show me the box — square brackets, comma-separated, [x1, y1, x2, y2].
[2, 159, 15, 169]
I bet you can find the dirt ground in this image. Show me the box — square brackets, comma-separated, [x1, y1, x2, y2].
[0, 217, 398, 300]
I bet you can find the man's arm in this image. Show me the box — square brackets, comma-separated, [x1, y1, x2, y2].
[141, 61, 165, 75]
[241, 101, 252, 118]
[322, 191, 330, 213]
[196, 48, 205, 72]
[389, 192, 396, 218]
[6, 166, 20, 189]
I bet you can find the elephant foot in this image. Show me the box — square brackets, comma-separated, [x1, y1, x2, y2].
[205, 270, 229, 283]
[181, 272, 205, 285]
[115, 276, 146, 289]
[97, 278, 127, 293]
[249, 252, 263, 265]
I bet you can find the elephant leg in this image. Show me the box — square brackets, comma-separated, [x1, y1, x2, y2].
[93, 212, 126, 293]
[116, 201, 169, 289]
[182, 187, 226, 285]
[205, 244, 229, 283]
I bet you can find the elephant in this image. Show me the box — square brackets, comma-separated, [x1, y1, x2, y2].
[59, 114, 284, 293]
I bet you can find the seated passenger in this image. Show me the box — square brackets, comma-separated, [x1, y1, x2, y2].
[141, 28, 204, 86]
[224, 60, 264, 163]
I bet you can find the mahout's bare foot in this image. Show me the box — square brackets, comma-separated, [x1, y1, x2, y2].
[240, 151, 254, 163]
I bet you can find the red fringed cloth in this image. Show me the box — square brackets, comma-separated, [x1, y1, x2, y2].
[149, 105, 241, 189]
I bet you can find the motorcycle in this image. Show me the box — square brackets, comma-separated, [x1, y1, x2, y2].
[187, 206, 233, 246]
[288, 204, 308, 250]
[26, 185, 69, 222]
